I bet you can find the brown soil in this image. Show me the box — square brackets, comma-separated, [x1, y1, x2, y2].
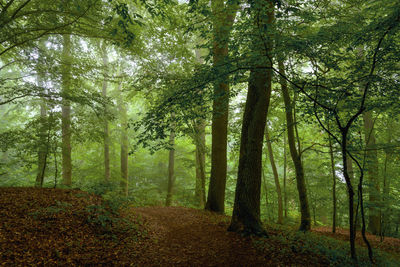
[130, 206, 328, 266]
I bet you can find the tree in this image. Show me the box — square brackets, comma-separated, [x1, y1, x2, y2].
[279, 61, 311, 231]
[61, 34, 72, 187]
[165, 121, 175, 207]
[205, 0, 238, 213]
[362, 110, 381, 234]
[265, 126, 283, 224]
[100, 41, 111, 182]
[228, 0, 274, 235]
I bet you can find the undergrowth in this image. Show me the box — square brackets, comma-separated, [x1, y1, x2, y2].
[253, 224, 398, 267]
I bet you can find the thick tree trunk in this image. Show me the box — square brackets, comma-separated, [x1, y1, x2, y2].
[362, 111, 381, 235]
[101, 41, 110, 182]
[117, 81, 129, 196]
[61, 34, 72, 187]
[165, 125, 175, 207]
[265, 127, 283, 224]
[228, 0, 273, 235]
[205, 0, 238, 214]
[194, 119, 206, 208]
[279, 60, 311, 231]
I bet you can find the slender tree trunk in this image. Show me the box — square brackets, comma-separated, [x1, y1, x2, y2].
[101, 41, 110, 182]
[381, 120, 392, 240]
[205, 0, 238, 213]
[194, 119, 206, 208]
[279, 60, 311, 231]
[262, 169, 270, 221]
[61, 34, 72, 187]
[265, 127, 283, 224]
[165, 123, 175, 207]
[342, 133, 356, 260]
[362, 111, 381, 235]
[35, 73, 47, 187]
[228, 0, 274, 235]
[117, 81, 129, 196]
[328, 125, 337, 233]
[283, 131, 288, 218]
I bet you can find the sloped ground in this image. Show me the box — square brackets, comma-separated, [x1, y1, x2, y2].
[0, 187, 143, 266]
[0, 187, 399, 266]
[313, 226, 400, 256]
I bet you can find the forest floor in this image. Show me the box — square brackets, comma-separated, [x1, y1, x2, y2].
[0, 187, 399, 266]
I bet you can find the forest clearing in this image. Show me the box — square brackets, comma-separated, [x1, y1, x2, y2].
[1, 0, 400, 265]
[0, 187, 399, 266]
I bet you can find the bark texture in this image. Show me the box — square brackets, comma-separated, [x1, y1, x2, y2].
[228, 0, 273, 235]
[205, 0, 238, 213]
[279, 60, 311, 231]
[61, 34, 72, 187]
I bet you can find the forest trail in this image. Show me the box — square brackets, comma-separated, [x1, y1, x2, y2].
[130, 206, 270, 266]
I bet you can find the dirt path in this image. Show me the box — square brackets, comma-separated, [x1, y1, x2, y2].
[131, 206, 269, 266]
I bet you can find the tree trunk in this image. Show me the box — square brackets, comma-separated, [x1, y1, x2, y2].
[61, 34, 72, 187]
[35, 63, 47, 188]
[342, 133, 356, 259]
[283, 130, 288, 218]
[194, 119, 206, 208]
[265, 127, 283, 224]
[165, 124, 175, 207]
[117, 81, 129, 196]
[328, 124, 337, 233]
[381, 119, 392, 240]
[228, 0, 274, 235]
[101, 41, 110, 182]
[205, 0, 238, 214]
[362, 111, 381, 235]
[279, 60, 311, 231]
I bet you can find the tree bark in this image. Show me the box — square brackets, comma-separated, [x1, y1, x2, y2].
[61, 34, 72, 187]
[279, 60, 311, 231]
[265, 127, 283, 224]
[283, 130, 288, 218]
[35, 55, 47, 188]
[101, 41, 110, 182]
[328, 124, 337, 233]
[194, 119, 206, 208]
[165, 123, 175, 207]
[228, 0, 273, 235]
[362, 111, 381, 235]
[205, 0, 238, 214]
[117, 81, 129, 196]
